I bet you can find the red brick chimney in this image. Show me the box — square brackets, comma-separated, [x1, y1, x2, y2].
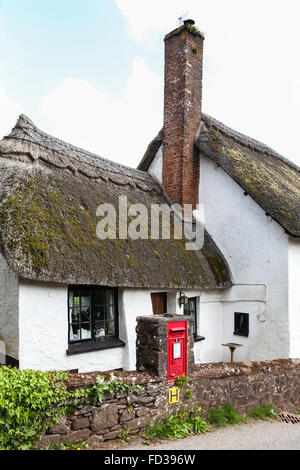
[163, 20, 204, 213]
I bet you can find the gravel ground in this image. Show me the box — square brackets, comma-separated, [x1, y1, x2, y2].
[124, 420, 300, 451]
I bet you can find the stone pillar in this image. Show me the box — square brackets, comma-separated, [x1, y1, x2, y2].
[136, 314, 194, 380]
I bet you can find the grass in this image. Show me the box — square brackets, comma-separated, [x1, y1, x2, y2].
[145, 406, 207, 441]
[248, 404, 278, 420]
[144, 402, 279, 443]
[207, 403, 247, 428]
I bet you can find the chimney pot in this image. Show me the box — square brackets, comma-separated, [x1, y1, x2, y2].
[184, 19, 195, 26]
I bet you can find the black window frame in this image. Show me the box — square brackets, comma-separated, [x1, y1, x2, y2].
[184, 297, 205, 342]
[67, 285, 125, 355]
[234, 312, 249, 337]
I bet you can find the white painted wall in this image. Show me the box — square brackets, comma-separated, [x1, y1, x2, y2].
[145, 148, 288, 362]
[18, 281, 178, 373]
[18, 281, 125, 373]
[288, 238, 300, 358]
[119, 288, 153, 371]
[121, 288, 179, 370]
[148, 144, 163, 182]
[0, 252, 19, 362]
[199, 156, 290, 360]
[182, 285, 266, 363]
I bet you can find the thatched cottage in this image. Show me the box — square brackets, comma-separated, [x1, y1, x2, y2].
[0, 20, 299, 372]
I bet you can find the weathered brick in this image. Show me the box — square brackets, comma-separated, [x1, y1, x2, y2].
[163, 23, 204, 211]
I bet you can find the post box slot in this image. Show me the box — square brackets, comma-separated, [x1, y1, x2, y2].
[170, 327, 185, 333]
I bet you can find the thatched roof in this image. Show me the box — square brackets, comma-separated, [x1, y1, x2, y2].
[139, 114, 300, 237]
[0, 115, 231, 289]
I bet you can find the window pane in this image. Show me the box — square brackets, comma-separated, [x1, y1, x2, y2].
[94, 288, 105, 306]
[95, 321, 106, 338]
[80, 324, 92, 340]
[81, 295, 90, 312]
[106, 289, 114, 306]
[94, 306, 106, 322]
[68, 289, 92, 342]
[70, 323, 80, 341]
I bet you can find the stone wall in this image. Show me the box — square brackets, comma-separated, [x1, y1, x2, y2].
[39, 359, 300, 448]
[136, 315, 195, 379]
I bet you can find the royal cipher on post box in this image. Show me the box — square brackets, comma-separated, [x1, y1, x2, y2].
[136, 315, 195, 381]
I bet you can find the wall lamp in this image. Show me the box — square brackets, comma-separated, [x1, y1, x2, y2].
[178, 292, 188, 307]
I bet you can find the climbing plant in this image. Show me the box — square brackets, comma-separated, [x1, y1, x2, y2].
[0, 367, 89, 450]
[90, 375, 144, 405]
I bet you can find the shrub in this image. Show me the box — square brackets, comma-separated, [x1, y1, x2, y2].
[248, 404, 278, 420]
[0, 366, 88, 450]
[207, 403, 246, 427]
[145, 405, 207, 440]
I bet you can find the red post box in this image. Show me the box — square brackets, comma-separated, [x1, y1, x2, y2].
[167, 321, 187, 382]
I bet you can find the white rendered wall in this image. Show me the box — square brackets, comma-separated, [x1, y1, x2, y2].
[121, 288, 179, 370]
[148, 145, 163, 182]
[18, 281, 125, 372]
[0, 252, 19, 362]
[18, 281, 179, 373]
[199, 156, 290, 360]
[119, 288, 153, 371]
[288, 238, 300, 358]
[181, 285, 266, 364]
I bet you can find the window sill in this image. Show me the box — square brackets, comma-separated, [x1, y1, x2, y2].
[194, 335, 205, 342]
[233, 332, 249, 338]
[67, 338, 125, 356]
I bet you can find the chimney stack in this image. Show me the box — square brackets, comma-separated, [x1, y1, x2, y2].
[163, 20, 205, 213]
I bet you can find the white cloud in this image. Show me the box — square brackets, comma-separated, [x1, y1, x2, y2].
[116, 0, 196, 38]
[116, 0, 300, 166]
[40, 57, 163, 168]
[0, 82, 22, 139]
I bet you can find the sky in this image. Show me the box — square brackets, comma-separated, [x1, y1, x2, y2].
[0, 0, 299, 168]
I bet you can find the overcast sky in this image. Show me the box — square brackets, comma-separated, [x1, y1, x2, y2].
[0, 0, 299, 167]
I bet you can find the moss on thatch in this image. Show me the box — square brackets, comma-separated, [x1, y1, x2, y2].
[196, 114, 300, 237]
[0, 115, 231, 289]
[139, 114, 300, 238]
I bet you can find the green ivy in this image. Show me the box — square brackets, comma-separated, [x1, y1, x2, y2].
[0, 367, 89, 450]
[0, 368, 146, 450]
[90, 375, 144, 405]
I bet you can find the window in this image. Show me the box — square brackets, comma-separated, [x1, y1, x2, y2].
[234, 312, 249, 337]
[184, 297, 204, 342]
[68, 286, 124, 354]
[151, 292, 167, 315]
